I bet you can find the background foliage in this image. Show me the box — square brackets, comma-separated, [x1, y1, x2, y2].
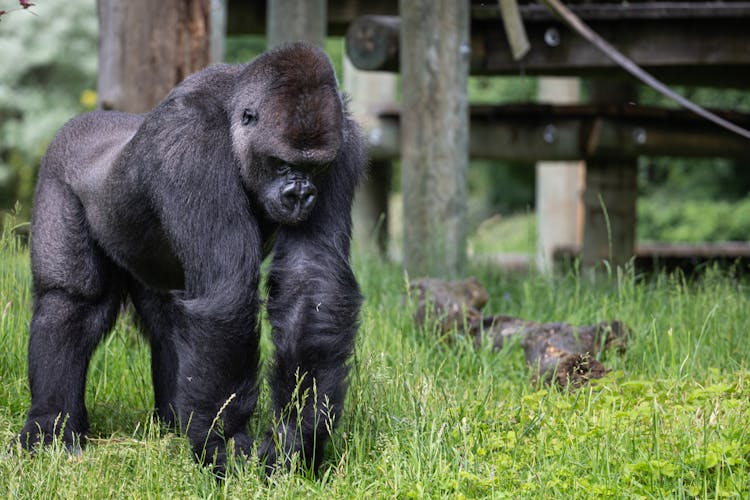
[0, 0, 97, 216]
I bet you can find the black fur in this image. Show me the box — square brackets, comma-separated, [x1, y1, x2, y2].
[19, 43, 365, 474]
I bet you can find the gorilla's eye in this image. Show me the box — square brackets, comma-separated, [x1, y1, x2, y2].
[275, 164, 290, 176]
[241, 109, 258, 126]
[312, 162, 333, 177]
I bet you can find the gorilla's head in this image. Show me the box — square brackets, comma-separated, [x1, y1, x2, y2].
[230, 43, 344, 226]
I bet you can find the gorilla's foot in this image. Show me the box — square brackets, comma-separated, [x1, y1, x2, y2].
[18, 412, 86, 454]
[257, 425, 324, 476]
[198, 431, 254, 479]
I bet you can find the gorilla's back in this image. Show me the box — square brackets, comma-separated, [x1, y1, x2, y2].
[37, 111, 184, 290]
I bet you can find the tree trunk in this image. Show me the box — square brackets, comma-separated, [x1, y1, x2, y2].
[97, 0, 211, 113]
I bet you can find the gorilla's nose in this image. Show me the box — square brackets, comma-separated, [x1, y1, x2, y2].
[281, 179, 317, 212]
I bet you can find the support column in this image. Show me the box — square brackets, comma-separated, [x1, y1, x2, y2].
[210, 0, 227, 62]
[266, 0, 326, 49]
[399, 0, 470, 277]
[343, 56, 396, 256]
[535, 77, 584, 273]
[581, 81, 638, 269]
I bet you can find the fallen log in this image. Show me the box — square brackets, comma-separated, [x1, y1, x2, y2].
[409, 277, 629, 388]
[410, 277, 489, 335]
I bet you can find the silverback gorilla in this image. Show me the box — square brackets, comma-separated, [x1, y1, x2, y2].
[19, 43, 365, 474]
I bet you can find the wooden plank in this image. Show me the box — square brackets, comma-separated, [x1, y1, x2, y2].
[555, 242, 750, 274]
[369, 104, 750, 162]
[477, 19, 750, 75]
[343, 58, 396, 255]
[229, 1, 750, 35]
[475, 2, 750, 21]
[536, 78, 583, 274]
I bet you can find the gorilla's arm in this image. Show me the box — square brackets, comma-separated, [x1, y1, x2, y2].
[120, 90, 263, 466]
[262, 117, 366, 471]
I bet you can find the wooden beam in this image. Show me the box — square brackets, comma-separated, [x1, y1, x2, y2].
[229, 1, 750, 35]
[226, 0, 398, 36]
[555, 242, 750, 274]
[369, 104, 750, 162]
[473, 2, 750, 21]
[345, 12, 750, 85]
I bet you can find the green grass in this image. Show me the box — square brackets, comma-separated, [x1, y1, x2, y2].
[468, 212, 537, 256]
[1, 227, 750, 498]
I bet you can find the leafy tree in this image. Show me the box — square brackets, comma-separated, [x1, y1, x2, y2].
[0, 0, 97, 216]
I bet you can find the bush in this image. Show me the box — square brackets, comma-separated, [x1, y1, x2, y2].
[638, 196, 750, 242]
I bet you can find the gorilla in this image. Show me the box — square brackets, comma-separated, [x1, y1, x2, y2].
[19, 43, 365, 474]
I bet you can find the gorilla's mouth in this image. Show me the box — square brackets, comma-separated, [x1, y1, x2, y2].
[267, 189, 317, 225]
[273, 177, 317, 224]
[279, 200, 316, 225]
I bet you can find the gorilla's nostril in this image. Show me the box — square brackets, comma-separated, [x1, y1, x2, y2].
[281, 180, 317, 212]
[302, 192, 316, 210]
[282, 181, 296, 193]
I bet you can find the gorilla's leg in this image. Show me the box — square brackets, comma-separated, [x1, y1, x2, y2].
[20, 179, 123, 450]
[21, 288, 122, 450]
[127, 283, 179, 427]
[129, 283, 261, 472]
[171, 297, 261, 472]
[261, 245, 362, 473]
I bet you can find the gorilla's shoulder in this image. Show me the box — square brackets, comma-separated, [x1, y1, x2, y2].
[63, 110, 143, 131]
[52, 111, 143, 152]
[167, 63, 242, 101]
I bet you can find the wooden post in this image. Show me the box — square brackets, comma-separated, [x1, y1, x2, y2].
[399, 0, 470, 278]
[535, 77, 584, 273]
[266, 0, 326, 49]
[210, 0, 227, 62]
[581, 81, 638, 269]
[97, 0, 211, 113]
[343, 56, 396, 256]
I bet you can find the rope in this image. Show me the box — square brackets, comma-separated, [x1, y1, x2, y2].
[540, 0, 750, 141]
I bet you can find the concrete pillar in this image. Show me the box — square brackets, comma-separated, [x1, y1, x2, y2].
[535, 77, 584, 273]
[343, 56, 396, 256]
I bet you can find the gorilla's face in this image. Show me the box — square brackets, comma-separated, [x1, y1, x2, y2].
[231, 74, 343, 226]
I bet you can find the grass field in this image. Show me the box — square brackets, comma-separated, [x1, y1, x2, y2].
[1, 225, 749, 498]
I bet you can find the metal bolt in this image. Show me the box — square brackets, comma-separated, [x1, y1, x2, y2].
[632, 127, 647, 145]
[369, 127, 383, 145]
[543, 124, 557, 144]
[544, 27, 561, 47]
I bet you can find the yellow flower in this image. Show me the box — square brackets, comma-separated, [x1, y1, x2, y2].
[80, 89, 97, 109]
